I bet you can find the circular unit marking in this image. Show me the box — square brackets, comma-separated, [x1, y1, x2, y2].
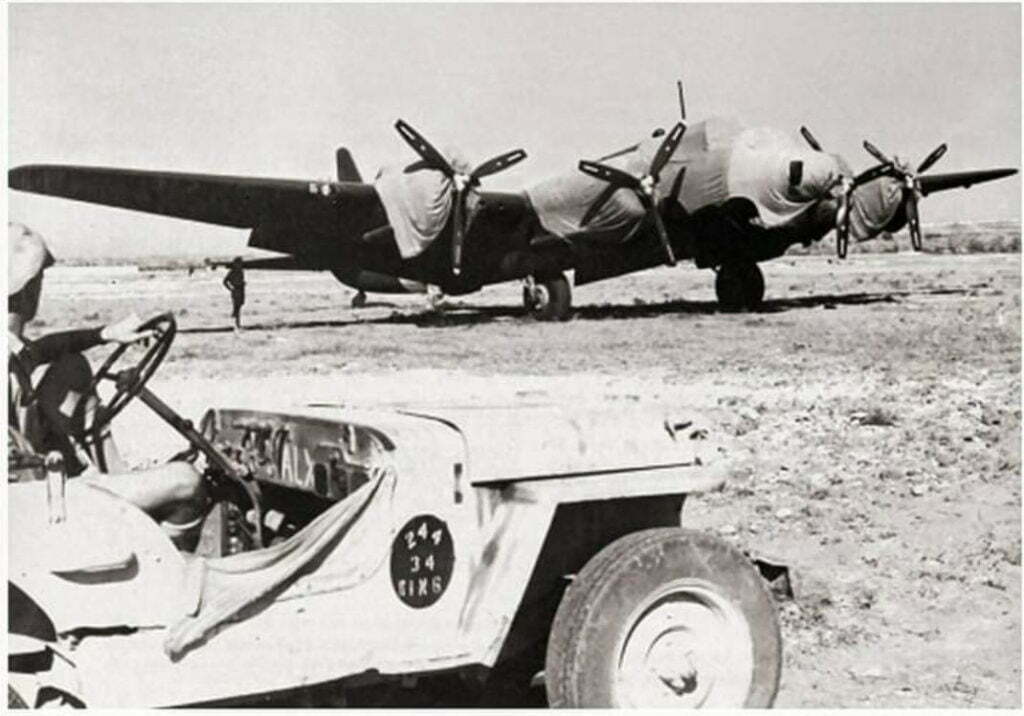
[390, 514, 455, 608]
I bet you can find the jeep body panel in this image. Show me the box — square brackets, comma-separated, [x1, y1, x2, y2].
[10, 403, 725, 706]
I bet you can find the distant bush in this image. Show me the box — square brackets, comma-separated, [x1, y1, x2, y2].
[787, 221, 1020, 256]
[57, 254, 241, 270]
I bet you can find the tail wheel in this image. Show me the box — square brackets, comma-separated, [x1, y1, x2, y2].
[715, 262, 765, 312]
[524, 274, 572, 322]
[545, 528, 781, 708]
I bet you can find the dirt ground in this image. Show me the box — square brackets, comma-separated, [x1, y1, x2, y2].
[28, 251, 1021, 707]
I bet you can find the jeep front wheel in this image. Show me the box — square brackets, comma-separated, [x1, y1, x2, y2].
[544, 528, 781, 708]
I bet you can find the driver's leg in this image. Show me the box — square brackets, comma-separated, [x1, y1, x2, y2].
[89, 461, 203, 517]
[86, 461, 207, 549]
[33, 353, 128, 475]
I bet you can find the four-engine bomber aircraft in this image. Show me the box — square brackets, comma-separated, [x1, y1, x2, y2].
[9, 84, 1018, 319]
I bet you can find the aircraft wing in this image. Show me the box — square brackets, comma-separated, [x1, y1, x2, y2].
[208, 256, 311, 270]
[8, 164, 379, 229]
[918, 168, 1018, 197]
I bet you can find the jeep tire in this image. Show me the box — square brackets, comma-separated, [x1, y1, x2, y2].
[544, 528, 781, 708]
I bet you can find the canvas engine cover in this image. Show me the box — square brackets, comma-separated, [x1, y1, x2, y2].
[525, 117, 848, 239]
[373, 149, 477, 259]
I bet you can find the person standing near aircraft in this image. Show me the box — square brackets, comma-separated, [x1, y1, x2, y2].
[223, 257, 246, 330]
[8, 222, 208, 547]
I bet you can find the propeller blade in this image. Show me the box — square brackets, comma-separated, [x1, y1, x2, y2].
[451, 190, 466, 274]
[917, 143, 948, 174]
[677, 80, 686, 121]
[394, 120, 454, 177]
[649, 122, 686, 180]
[853, 162, 895, 187]
[862, 140, 891, 166]
[835, 193, 850, 259]
[471, 148, 528, 181]
[578, 160, 643, 192]
[800, 126, 823, 152]
[648, 198, 677, 266]
[905, 191, 922, 251]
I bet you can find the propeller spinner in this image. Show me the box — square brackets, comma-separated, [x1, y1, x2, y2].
[394, 120, 527, 275]
[577, 122, 687, 266]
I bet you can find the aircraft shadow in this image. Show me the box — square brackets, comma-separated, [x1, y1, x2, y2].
[177, 287, 976, 334]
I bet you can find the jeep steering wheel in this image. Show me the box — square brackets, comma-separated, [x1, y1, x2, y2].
[83, 313, 176, 435]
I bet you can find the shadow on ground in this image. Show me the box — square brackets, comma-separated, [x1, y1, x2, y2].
[178, 287, 978, 334]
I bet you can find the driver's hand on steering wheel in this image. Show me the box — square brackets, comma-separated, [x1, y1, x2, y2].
[100, 313, 158, 345]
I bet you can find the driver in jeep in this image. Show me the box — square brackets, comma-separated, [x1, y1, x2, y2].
[8, 223, 207, 548]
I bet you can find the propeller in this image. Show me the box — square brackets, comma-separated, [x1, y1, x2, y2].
[861, 140, 948, 251]
[578, 122, 687, 266]
[797, 127, 893, 258]
[394, 120, 527, 275]
[800, 126, 823, 152]
[833, 162, 895, 258]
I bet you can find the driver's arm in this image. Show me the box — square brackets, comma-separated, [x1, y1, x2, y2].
[18, 327, 105, 370]
[18, 315, 154, 371]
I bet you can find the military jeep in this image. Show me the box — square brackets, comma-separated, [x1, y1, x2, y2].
[8, 314, 780, 707]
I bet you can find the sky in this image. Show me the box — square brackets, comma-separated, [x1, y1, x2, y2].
[7, 3, 1022, 259]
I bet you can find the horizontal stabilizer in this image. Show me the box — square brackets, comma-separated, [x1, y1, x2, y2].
[8, 164, 377, 229]
[918, 168, 1018, 196]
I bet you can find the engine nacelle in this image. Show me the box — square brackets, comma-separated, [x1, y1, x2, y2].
[330, 267, 426, 294]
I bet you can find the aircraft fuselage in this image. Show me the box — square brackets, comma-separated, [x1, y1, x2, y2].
[249, 184, 825, 297]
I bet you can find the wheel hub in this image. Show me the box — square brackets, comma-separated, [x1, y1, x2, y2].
[532, 284, 550, 309]
[615, 580, 753, 708]
[523, 279, 550, 310]
[648, 632, 700, 697]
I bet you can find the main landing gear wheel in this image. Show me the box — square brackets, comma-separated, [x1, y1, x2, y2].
[523, 274, 571, 322]
[545, 528, 781, 708]
[715, 262, 765, 312]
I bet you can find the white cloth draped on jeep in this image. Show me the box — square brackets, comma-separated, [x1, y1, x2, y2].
[373, 149, 478, 260]
[164, 468, 396, 658]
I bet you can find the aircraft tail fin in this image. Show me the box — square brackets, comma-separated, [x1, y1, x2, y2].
[336, 148, 362, 182]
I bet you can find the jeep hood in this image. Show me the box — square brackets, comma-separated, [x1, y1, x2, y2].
[304, 402, 725, 485]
